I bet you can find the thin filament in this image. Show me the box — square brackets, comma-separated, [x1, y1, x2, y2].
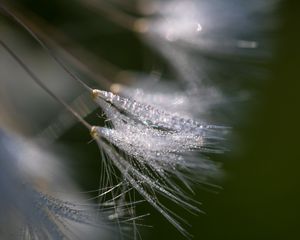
[0, 40, 91, 130]
[0, 3, 92, 92]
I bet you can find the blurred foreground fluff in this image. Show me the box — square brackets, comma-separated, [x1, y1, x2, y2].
[0, 0, 278, 239]
[0, 130, 113, 239]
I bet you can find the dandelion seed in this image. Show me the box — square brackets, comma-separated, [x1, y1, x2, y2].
[89, 89, 227, 235]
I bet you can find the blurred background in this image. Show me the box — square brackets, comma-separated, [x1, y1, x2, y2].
[0, 0, 299, 239]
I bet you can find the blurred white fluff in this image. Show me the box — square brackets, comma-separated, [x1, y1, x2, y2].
[0, 129, 110, 240]
[145, 0, 278, 56]
[137, 0, 279, 121]
[89, 89, 227, 236]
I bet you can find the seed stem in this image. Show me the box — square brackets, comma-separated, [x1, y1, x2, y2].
[0, 40, 92, 130]
[0, 3, 92, 93]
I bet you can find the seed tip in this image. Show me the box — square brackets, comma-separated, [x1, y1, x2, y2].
[91, 89, 101, 99]
[90, 126, 99, 138]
